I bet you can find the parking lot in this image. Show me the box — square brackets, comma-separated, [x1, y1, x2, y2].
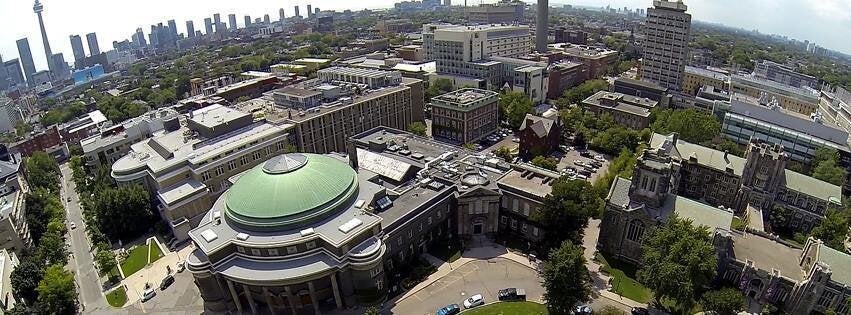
[554, 149, 611, 182]
[390, 258, 544, 315]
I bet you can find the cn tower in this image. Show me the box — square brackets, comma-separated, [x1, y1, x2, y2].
[33, 0, 54, 73]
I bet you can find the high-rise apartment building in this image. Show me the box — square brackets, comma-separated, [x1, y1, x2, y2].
[3, 59, 25, 87]
[213, 13, 222, 33]
[244, 15, 252, 28]
[279, 8, 285, 22]
[167, 20, 178, 37]
[307, 5, 313, 18]
[263, 14, 271, 24]
[640, 0, 691, 92]
[204, 18, 214, 35]
[69, 35, 85, 62]
[294, 5, 301, 18]
[186, 21, 195, 38]
[86, 32, 100, 55]
[132, 28, 147, 47]
[466, 0, 524, 24]
[15, 39, 36, 84]
[228, 14, 237, 31]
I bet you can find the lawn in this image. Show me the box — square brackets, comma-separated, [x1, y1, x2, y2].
[595, 253, 652, 303]
[731, 216, 747, 231]
[119, 244, 150, 277]
[105, 286, 128, 307]
[149, 241, 164, 262]
[461, 302, 548, 315]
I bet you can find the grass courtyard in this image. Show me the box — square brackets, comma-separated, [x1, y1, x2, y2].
[461, 302, 548, 315]
[595, 253, 652, 303]
[105, 286, 128, 307]
[119, 239, 166, 277]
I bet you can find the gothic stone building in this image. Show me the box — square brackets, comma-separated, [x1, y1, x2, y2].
[600, 133, 847, 314]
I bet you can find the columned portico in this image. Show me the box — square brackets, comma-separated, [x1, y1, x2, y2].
[263, 287, 276, 314]
[330, 272, 343, 309]
[226, 279, 243, 312]
[308, 281, 321, 315]
[243, 283, 259, 314]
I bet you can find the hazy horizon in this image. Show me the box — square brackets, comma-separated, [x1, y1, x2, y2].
[0, 0, 848, 73]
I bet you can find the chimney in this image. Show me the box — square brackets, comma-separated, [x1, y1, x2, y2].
[536, 0, 549, 53]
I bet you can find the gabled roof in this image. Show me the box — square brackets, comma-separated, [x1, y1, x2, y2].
[519, 114, 555, 138]
[816, 243, 851, 286]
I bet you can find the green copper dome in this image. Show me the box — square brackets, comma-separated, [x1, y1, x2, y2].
[224, 153, 359, 229]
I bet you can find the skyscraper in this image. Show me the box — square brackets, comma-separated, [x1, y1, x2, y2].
[279, 8, 285, 22]
[213, 13, 222, 33]
[4, 59, 25, 87]
[133, 27, 147, 47]
[536, 0, 548, 52]
[186, 21, 196, 38]
[86, 33, 100, 55]
[204, 18, 213, 35]
[228, 14, 237, 31]
[15, 38, 36, 84]
[0, 54, 8, 91]
[33, 0, 54, 74]
[69, 35, 85, 62]
[263, 14, 270, 24]
[244, 15, 252, 28]
[168, 20, 178, 37]
[314, 8, 320, 16]
[307, 5, 313, 18]
[51, 53, 68, 80]
[641, 0, 691, 91]
[295, 6, 300, 18]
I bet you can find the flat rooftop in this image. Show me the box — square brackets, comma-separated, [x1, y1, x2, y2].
[497, 164, 559, 199]
[685, 66, 729, 81]
[727, 99, 850, 149]
[276, 77, 420, 123]
[432, 88, 499, 109]
[732, 75, 819, 102]
[190, 104, 251, 129]
[583, 91, 654, 117]
[276, 87, 321, 97]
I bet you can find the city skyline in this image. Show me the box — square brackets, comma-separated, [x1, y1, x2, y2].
[0, 0, 849, 73]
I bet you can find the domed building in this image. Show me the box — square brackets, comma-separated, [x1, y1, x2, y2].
[187, 153, 387, 314]
[186, 127, 537, 314]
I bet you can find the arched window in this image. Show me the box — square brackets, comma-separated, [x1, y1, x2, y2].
[626, 219, 646, 242]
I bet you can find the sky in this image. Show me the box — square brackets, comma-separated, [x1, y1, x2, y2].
[0, 0, 849, 73]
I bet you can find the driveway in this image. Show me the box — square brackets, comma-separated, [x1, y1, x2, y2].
[390, 258, 544, 315]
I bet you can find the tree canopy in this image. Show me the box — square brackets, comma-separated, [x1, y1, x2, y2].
[499, 91, 534, 129]
[93, 185, 155, 241]
[701, 288, 745, 315]
[810, 209, 849, 251]
[10, 257, 44, 304]
[540, 241, 592, 315]
[37, 265, 77, 315]
[558, 79, 609, 107]
[811, 147, 847, 186]
[531, 156, 558, 171]
[533, 178, 600, 251]
[407, 122, 427, 137]
[651, 109, 720, 144]
[638, 215, 717, 309]
[25, 152, 60, 193]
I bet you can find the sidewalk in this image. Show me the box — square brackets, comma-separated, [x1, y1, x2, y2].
[583, 219, 647, 309]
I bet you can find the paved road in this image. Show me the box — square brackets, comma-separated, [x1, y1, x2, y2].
[114, 270, 205, 315]
[60, 163, 109, 313]
[390, 258, 545, 315]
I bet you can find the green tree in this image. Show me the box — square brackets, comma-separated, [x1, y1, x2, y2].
[768, 205, 792, 234]
[362, 306, 380, 315]
[499, 91, 534, 129]
[638, 215, 717, 309]
[37, 265, 77, 315]
[560, 79, 609, 107]
[26, 152, 61, 193]
[10, 257, 44, 304]
[813, 159, 847, 186]
[701, 288, 745, 315]
[540, 241, 591, 315]
[494, 146, 513, 162]
[425, 79, 453, 101]
[93, 185, 154, 241]
[37, 231, 69, 266]
[591, 127, 643, 155]
[810, 209, 849, 251]
[531, 155, 558, 171]
[95, 249, 118, 275]
[407, 121, 427, 137]
[651, 109, 721, 144]
[533, 178, 599, 251]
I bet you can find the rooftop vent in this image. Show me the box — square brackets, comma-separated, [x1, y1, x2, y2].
[200, 229, 218, 242]
[300, 228, 315, 236]
[236, 233, 249, 241]
[354, 199, 366, 209]
[338, 218, 364, 233]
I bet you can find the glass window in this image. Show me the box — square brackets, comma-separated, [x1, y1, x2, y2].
[306, 241, 316, 250]
[286, 246, 297, 254]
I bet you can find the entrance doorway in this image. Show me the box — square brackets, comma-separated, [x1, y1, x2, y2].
[473, 223, 483, 235]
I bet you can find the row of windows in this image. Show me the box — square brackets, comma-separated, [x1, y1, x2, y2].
[236, 241, 317, 257]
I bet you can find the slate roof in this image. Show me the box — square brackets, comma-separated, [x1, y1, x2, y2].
[816, 243, 851, 286]
[519, 114, 555, 138]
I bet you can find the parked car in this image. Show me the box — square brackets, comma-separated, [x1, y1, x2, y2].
[463, 294, 484, 309]
[436, 304, 461, 315]
[579, 151, 592, 158]
[589, 160, 603, 168]
[578, 169, 592, 176]
[631, 307, 650, 315]
[498, 288, 526, 301]
[159, 274, 175, 290]
[176, 261, 186, 273]
[69, 222, 76, 230]
[511, 137, 519, 143]
[576, 174, 588, 180]
[574, 305, 593, 315]
[594, 155, 606, 162]
[142, 288, 156, 302]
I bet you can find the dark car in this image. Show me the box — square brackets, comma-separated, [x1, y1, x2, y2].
[579, 169, 592, 176]
[579, 151, 592, 158]
[498, 288, 527, 301]
[159, 274, 175, 290]
[436, 304, 461, 315]
[631, 307, 650, 315]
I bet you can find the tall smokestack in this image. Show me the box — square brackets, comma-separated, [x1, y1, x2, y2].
[536, 0, 549, 52]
